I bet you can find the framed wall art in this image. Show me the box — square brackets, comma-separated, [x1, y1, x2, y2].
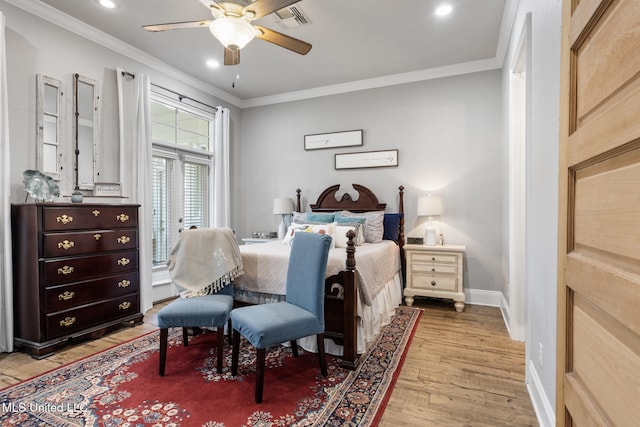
[304, 129, 363, 150]
[335, 149, 399, 170]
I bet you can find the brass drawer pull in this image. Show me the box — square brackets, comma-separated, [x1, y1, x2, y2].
[431, 281, 436, 286]
[94, 234, 102, 240]
[117, 236, 131, 244]
[58, 291, 75, 301]
[119, 301, 131, 310]
[56, 215, 73, 224]
[60, 317, 76, 327]
[57, 266, 74, 275]
[118, 258, 130, 267]
[118, 279, 131, 288]
[92, 210, 100, 216]
[58, 240, 75, 250]
[116, 214, 130, 223]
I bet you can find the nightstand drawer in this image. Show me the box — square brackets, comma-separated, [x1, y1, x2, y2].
[411, 252, 458, 265]
[411, 263, 458, 275]
[412, 274, 458, 291]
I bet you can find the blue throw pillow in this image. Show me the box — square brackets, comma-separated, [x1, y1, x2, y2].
[383, 213, 403, 243]
[306, 212, 336, 223]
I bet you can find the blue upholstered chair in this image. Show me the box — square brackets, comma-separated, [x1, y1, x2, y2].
[157, 283, 234, 375]
[230, 232, 332, 403]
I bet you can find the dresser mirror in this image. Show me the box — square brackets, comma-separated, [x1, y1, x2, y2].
[73, 73, 99, 191]
[36, 74, 62, 181]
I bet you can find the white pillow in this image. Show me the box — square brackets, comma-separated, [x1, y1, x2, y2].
[282, 222, 336, 248]
[338, 211, 385, 243]
[334, 224, 365, 248]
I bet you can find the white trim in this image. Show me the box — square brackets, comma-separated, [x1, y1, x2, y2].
[10, 0, 519, 108]
[526, 360, 556, 427]
[465, 288, 503, 307]
[500, 291, 514, 337]
[495, 0, 520, 67]
[242, 58, 501, 108]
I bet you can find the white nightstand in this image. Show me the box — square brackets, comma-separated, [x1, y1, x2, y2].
[241, 238, 278, 245]
[403, 244, 466, 312]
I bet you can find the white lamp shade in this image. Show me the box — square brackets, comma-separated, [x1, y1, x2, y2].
[273, 197, 293, 215]
[209, 17, 256, 49]
[417, 195, 443, 217]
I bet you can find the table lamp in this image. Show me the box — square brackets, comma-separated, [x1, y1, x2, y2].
[273, 197, 293, 239]
[417, 194, 443, 245]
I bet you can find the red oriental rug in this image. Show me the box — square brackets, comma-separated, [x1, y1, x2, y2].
[0, 307, 420, 426]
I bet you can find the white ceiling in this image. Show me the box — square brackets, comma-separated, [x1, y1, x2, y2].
[19, 0, 511, 107]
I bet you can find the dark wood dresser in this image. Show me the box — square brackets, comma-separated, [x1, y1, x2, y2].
[11, 203, 143, 358]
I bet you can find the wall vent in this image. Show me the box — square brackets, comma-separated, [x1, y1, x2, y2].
[272, 5, 311, 29]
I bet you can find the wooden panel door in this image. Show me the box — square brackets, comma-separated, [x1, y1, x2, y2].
[557, 0, 640, 425]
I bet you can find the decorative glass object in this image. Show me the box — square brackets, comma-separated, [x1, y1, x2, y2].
[22, 169, 60, 202]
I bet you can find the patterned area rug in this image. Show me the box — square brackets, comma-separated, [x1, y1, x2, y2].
[0, 307, 420, 426]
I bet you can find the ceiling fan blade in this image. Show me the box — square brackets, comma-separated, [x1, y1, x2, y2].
[143, 20, 211, 32]
[224, 46, 240, 65]
[243, 0, 302, 20]
[254, 25, 311, 55]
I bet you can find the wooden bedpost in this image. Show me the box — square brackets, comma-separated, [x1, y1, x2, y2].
[324, 230, 359, 370]
[399, 185, 406, 286]
[295, 188, 301, 212]
[340, 229, 358, 369]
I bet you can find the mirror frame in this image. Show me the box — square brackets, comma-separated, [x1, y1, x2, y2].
[36, 74, 62, 181]
[73, 73, 99, 191]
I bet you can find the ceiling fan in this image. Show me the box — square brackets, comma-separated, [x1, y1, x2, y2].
[143, 0, 312, 65]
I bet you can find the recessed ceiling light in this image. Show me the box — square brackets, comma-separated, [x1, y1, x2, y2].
[435, 4, 453, 17]
[96, 0, 119, 9]
[206, 59, 220, 68]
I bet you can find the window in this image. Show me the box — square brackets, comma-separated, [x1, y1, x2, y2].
[150, 95, 214, 266]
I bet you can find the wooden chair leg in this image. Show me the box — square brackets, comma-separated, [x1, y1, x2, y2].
[255, 348, 266, 403]
[159, 328, 168, 376]
[227, 319, 232, 345]
[290, 340, 298, 357]
[182, 327, 189, 346]
[317, 333, 328, 377]
[216, 327, 224, 374]
[231, 329, 240, 376]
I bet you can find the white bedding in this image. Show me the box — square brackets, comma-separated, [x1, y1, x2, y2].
[236, 239, 401, 306]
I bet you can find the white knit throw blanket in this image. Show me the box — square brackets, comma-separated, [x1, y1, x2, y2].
[166, 228, 243, 298]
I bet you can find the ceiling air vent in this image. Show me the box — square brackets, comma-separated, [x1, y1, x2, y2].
[272, 5, 311, 29]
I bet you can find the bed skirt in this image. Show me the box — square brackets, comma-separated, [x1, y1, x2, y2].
[232, 272, 403, 356]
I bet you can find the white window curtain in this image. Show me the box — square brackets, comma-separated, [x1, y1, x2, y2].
[0, 12, 14, 353]
[211, 107, 230, 227]
[116, 68, 153, 314]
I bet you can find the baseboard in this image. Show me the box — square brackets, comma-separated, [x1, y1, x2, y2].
[526, 360, 556, 427]
[499, 292, 512, 336]
[465, 288, 503, 307]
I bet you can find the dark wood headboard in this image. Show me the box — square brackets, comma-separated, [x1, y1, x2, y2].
[294, 183, 405, 251]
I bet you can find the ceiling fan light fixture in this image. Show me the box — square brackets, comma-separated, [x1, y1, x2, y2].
[209, 17, 256, 50]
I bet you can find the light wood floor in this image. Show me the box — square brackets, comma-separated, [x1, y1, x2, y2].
[0, 298, 538, 426]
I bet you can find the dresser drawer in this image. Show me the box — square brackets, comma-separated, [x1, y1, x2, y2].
[45, 272, 139, 312]
[46, 293, 139, 339]
[42, 250, 138, 285]
[411, 274, 458, 291]
[43, 229, 138, 257]
[411, 263, 458, 275]
[42, 206, 138, 231]
[410, 252, 458, 265]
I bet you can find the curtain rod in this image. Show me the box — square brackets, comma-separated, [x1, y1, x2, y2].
[120, 70, 219, 112]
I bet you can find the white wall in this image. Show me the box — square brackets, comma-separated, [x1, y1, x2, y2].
[502, 1, 561, 425]
[238, 70, 506, 293]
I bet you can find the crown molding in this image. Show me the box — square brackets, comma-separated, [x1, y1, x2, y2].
[241, 58, 502, 108]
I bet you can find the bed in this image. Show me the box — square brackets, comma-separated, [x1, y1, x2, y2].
[234, 184, 406, 369]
